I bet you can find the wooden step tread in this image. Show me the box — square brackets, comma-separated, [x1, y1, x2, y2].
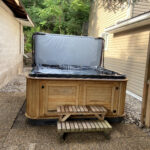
[57, 105, 107, 115]
[57, 120, 112, 133]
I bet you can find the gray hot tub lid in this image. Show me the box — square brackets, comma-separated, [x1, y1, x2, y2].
[32, 32, 104, 67]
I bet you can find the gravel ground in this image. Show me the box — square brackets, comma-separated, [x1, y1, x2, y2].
[0, 67, 150, 149]
[124, 94, 142, 125]
[124, 95, 150, 135]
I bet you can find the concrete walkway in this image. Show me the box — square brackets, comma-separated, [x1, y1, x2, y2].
[0, 69, 150, 150]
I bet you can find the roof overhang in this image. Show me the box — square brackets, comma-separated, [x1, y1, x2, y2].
[16, 15, 34, 27]
[105, 12, 150, 33]
[2, 0, 34, 27]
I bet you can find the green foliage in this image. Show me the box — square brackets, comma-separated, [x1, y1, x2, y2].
[22, 0, 91, 52]
[24, 27, 41, 53]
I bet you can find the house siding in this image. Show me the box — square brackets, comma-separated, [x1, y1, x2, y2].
[88, 0, 129, 37]
[132, 0, 150, 17]
[88, 0, 150, 97]
[105, 29, 149, 97]
[0, 1, 24, 88]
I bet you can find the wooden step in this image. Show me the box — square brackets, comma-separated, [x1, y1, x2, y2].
[57, 105, 107, 115]
[57, 120, 112, 133]
[57, 105, 108, 122]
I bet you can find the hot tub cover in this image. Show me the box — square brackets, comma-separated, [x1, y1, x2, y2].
[32, 32, 104, 67]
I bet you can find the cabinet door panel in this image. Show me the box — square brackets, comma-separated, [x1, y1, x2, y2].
[84, 83, 119, 113]
[44, 81, 80, 115]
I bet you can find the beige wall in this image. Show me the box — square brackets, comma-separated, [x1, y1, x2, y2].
[88, 0, 129, 37]
[132, 0, 150, 17]
[88, 0, 150, 97]
[0, 1, 24, 88]
[104, 28, 149, 97]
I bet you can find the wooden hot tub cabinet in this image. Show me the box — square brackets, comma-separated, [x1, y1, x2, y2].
[26, 76, 127, 119]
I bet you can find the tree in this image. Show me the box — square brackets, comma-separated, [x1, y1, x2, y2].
[22, 0, 139, 52]
[22, 0, 90, 52]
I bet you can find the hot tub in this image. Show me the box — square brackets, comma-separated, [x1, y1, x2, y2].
[26, 33, 127, 119]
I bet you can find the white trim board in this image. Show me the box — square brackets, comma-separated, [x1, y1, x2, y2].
[126, 90, 142, 101]
[105, 11, 150, 33]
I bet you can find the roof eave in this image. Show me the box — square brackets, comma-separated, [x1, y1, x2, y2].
[2, 0, 34, 27]
[18, 0, 34, 27]
[16, 17, 34, 27]
[105, 12, 150, 33]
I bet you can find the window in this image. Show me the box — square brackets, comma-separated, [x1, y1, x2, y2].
[101, 32, 109, 51]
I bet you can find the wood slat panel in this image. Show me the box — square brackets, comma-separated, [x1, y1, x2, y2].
[85, 121, 92, 130]
[57, 106, 61, 113]
[96, 106, 103, 112]
[65, 106, 69, 113]
[65, 122, 70, 130]
[75, 106, 81, 112]
[82, 121, 88, 131]
[57, 122, 61, 131]
[57, 120, 112, 133]
[68, 106, 73, 112]
[101, 121, 107, 130]
[83, 106, 88, 112]
[89, 121, 96, 131]
[77, 121, 84, 131]
[61, 106, 65, 113]
[90, 106, 97, 112]
[79, 106, 84, 112]
[74, 121, 79, 130]
[104, 120, 112, 129]
[97, 121, 104, 130]
[93, 121, 100, 131]
[69, 122, 75, 132]
[61, 122, 66, 132]
[57, 105, 107, 114]
[72, 106, 77, 112]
